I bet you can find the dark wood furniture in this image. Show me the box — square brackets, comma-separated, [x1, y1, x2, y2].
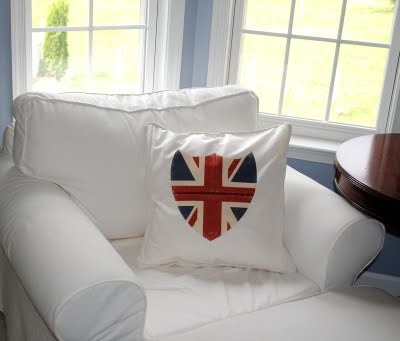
[334, 134, 400, 237]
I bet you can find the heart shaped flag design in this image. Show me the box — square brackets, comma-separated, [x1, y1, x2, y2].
[171, 150, 257, 241]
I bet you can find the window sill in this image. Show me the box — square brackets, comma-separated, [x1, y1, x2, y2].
[288, 135, 339, 164]
[256, 113, 374, 164]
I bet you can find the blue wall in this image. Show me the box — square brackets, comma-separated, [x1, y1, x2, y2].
[0, 0, 398, 277]
[180, 0, 198, 88]
[287, 159, 335, 191]
[180, 0, 213, 88]
[0, 0, 12, 146]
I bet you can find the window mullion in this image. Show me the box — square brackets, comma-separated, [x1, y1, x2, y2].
[277, 0, 296, 116]
[88, 0, 94, 85]
[325, 0, 347, 122]
[139, 0, 148, 92]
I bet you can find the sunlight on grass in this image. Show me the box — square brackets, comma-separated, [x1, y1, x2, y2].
[94, 0, 141, 26]
[342, 0, 395, 43]
[244, 0, 292, 33]
[31, 0, 143, 94]
[239, 34, 286, 114]
[283, 39, 335, 120]
[92, 30, 142, 93]
[32, 31, 89, 92]
[32, 0, 397, 124]
[330, 45, 388, 127]
[292, 0, 342, 38]
[239, 0, 397, 127]
[32, 0, 88, 27]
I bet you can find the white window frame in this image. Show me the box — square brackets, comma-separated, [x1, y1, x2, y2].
[10, 0, 185, 98]
[208, 0, 400, 163]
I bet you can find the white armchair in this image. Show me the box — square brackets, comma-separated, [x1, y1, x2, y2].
[0, 87, 386, 341]
[284, 166, 384, 289]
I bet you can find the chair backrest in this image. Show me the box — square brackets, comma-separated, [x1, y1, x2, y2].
[12, 86, 259, 239]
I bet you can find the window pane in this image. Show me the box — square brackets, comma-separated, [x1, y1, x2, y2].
[292, 0, 342, 38]
[92, 30, 143, 93]
[32, 0, 88, 28]
[342, 0, 396, 43]
[238, 34, 287, 114]
[330, 45, 388, 127]
[32, 31, 89, 92]
[244, 0, 292, 33]
[93, 0, 143, 26]
[282, 40, 336, 120]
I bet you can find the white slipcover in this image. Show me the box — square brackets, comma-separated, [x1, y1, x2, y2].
[12, 87, 258, 239]
[0, 86, 387, 340]
[0, 152, 146, 340]
[111, 237, 319, 339]
[160, 287, 400, 341]
[0, 150, 385, 340]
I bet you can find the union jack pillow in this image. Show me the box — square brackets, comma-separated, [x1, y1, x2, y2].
[138, 123, 296, 273]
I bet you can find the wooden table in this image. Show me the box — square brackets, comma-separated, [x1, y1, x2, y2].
[334, 134, 400, 237]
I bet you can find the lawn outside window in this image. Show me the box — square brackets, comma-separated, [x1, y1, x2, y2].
[11, 0, 185, 97]
[208, 0, 400, 157]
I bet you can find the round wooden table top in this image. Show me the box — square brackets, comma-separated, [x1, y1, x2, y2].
[334, 133, 400, 234]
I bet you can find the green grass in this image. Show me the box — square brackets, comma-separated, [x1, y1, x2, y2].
[31, 0, 397, 127]
[32, 0, 141, 27]
[240, 0, 396, 127]
[31, 0, 142, 93]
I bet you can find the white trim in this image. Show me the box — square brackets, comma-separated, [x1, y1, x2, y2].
[257, 113, 378, 163]
[257, 113, 375, 142]
[386, 56, 400, 133]
[227, 0, 245, 84]
[153, 0, 185, 91]
[221, 0, 400, 140]
[277, 0, 296, 115]
[11, 0, 31, 98]
[32, 25, 147, 32]
[88, 0, 94, 84]
[378, 0, 400, 132]
[11, 0, 162, 95]
[288, 138, 337, 164]
[356, 271, 400, 297]
[240, 29, 390, 49]
[142, 0, 157, 92]
[325, 0, 347, 121]
[207, 0, 235, 86]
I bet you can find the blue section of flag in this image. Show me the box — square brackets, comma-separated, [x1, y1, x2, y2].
[178, 206, 194, 219]
[171, 150, 195, 181]
[231, 153, 257, 183]
[231, 207, 248, 221]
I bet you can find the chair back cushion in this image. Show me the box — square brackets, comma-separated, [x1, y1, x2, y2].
[12, 86, 258, 238]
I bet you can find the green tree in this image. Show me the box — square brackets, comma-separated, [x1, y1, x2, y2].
[38, 0, 69, 80]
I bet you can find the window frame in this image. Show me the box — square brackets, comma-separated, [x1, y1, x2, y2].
[208, 0, 400, 159]
[10, 0, 185, 97]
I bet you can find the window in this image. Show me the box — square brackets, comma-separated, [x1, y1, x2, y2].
[208, 0, 400, 142]
[11, 0, 186, 97]
[30, 0, 153, 94]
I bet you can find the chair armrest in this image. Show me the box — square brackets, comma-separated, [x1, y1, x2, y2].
[0, 153, 146, 341]
[284, 166, 384, 290]
[1, 122, 14, 155]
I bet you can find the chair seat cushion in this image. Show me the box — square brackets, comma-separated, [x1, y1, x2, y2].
[111, 237, 320, 339]
[157, 286, 400, 341]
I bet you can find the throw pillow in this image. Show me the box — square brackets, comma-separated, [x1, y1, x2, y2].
[137, 123, 296, 273]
